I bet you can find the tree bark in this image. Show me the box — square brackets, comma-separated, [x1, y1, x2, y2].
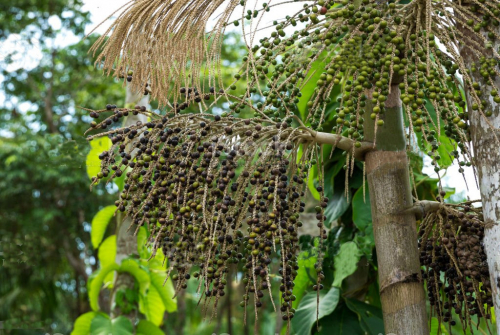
[458, 22, 500, 334]
[364, 86, 428, 334]
[110, 84, 149, 321]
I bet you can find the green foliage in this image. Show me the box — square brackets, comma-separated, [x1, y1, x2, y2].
[345, 298, 384, 335]
[137, 226, 148, 257]
[85, 224, 177, 329]
[139, 284, 165, 326]
[0, 3, 124, 329]
[71, 311, 102, 335]
[98, 235, 117, 286]
[89, 263, 119, 311]
[91, 205, 115, 248]
[324, 161, 350, 226]
[292, 287, 340, 335]
[351, 186, 372, 231]
[2, 36, 124, 137]
[292, 249, 319, 308]
[150, 272, 177, 313]
[297, 59, 324, 119]
[0, 132, 114, 332]
[315, 305, 364, 335]
[0, 0, 89, 42]
[333, 242, 361, 287]
[436, 135, 457, 169]
[308, 167, 321, 201]
[119, 259, 151, 295]
[115, 288, 139, 315]
[136, 319, 165, 335]
[90, 315, 133, 335]
[429, 317, 448, 335]
[86, 137, 113, 182]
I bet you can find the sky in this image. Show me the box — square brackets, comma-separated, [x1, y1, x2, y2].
[0, 0, 482, 201]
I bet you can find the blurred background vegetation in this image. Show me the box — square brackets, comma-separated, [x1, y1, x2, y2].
[0, 1, 493, 335]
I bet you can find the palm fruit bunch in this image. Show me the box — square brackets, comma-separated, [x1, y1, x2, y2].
[418, 202, 494, 332]
[86, 101, 328, 322]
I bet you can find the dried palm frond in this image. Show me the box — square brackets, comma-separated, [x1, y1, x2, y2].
[89, 0, 240, 106]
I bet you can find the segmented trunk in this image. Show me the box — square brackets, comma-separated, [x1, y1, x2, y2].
[364, 86, 429, 334]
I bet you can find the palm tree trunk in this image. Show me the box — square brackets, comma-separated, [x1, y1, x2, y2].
[459, 24, 500, 334]
[363, 86, 428, 334]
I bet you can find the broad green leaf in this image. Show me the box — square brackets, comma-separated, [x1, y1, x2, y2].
[324, 183, 349, 228]
[90, 315, 133, 335]
[119, 259, 150, 295]
[142, 248, 167, 271]
[89, 263, 119, 311]
[86, 137, 112, 181]
[429, 317, 448, 335]
[139, 284, 165, 326]
[136, 320, 164, 335]
[316, 305, 364, 335]
[150, 271, 177, 313]
[291, 286, 340, 335]
[345, 298, 384, 335]
[292, 250, 318, 308]
[333, 242, 361, 287]
[98, 235, 117, 267]
[98, 235, 116, 286]
[71, 311, 102, 335]
[352, 186, 372, 230]
[437, 135, 457, 169]
[324, 157, 346, 199]
[297, 60, 324, 119]
[137, 226, 149, 258]
[91, 206, 115, 248]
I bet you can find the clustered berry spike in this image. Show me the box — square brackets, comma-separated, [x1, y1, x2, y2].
[418, 202, 494, 332]
[86, 101, 329, 324]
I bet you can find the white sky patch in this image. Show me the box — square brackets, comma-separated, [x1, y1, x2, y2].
[422, 155, 481, 202]
[0, 34, 44, 72]
[48, 15, 63, 31]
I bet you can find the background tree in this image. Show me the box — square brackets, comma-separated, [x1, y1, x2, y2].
[0, 1, 123, 332]
[458, 14, 500, 334]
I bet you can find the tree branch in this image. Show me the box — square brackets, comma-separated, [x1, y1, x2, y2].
[401, 200, 442, 219]
[292, 115, 374, 160]
[299, 131, 374, 161]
